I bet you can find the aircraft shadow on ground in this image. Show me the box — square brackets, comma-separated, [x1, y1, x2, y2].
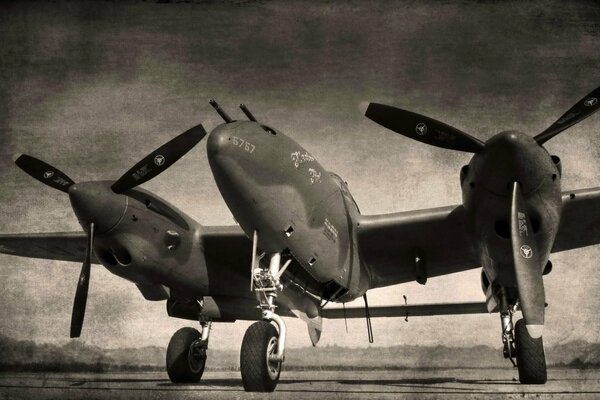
[153, 378, 488, 395]
[157, 379, 241, 388]
[66, 377, 242, 388]
[331, 377, 519, 392]
[3, 372, 584, 393]
[65, 375, 518, 388]
[69, 377, 168, 386]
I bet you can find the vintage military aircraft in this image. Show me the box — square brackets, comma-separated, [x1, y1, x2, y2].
[0, 87, 598, 392]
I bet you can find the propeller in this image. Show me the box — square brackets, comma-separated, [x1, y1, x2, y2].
[366, 85, 600, 150]
[70, 222, 94, 338]
[534, 86, 600, 145]
[510, 182, 545, 338]
[14, 124, 207, 196]
[365, 103, 485, 153]
[14, 154, 76, 193]
[14, 123, 207, 338]
[111, 124, 207, 193]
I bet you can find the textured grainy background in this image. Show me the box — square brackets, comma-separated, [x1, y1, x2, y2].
[0, 0, 598, 355]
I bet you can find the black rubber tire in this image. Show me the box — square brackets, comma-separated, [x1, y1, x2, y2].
[166, 327, 205, 383]
[240, 321, 281, 392]
[515, 319, 547, 384]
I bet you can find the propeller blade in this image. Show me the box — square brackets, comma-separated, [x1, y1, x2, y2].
[14, 154, 75, 193]
[535, 86, 600, 145]
[365, 103, 485, 153]
[510, 182, 545, 338]
[70, 222, 94, 338]
[111, 124, 208, 193]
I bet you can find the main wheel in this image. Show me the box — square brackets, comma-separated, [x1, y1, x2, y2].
[240, 321, 281, 392]
[166, 327, 207, 383]
[514, 319, 547, 384]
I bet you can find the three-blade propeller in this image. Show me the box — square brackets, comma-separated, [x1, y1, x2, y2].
[14, 124, 207, 337]
[366, 86, 599, 335]
[366, 86, 600, 152]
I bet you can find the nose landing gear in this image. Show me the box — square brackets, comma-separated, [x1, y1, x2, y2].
[500, 306, 517, 366]
[240, 250, 288, 392]
[498, 289, 547, 384]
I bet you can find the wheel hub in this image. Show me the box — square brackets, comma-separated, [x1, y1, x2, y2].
[266, 336, 281, 380]
[188, 340, 207, 374]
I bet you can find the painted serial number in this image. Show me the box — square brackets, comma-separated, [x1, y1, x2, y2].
[232, 136, 256, 153]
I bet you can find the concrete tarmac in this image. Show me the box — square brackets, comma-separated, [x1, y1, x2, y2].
[1, 368, 599, 399]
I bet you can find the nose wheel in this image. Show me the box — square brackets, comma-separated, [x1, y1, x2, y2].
[498, 289, 547, 384]
[240, 321, 282, 392]
[514, 319, 547, 384]
[241, 245, 288, 392]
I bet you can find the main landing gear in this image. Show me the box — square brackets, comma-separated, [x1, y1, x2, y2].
[240, 251, 288, 392]
[166, 320, 211, 383]
[499, 290, 547, 384]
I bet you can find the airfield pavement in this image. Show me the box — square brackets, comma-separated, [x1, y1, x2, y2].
[0, 368, 599, 399]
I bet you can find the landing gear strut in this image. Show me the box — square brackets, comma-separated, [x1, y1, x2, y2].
[166, 321, 211, 383]
[498, 289, 547, 384]
[500, 305, 516, 366]
[241, 250, 287, 392]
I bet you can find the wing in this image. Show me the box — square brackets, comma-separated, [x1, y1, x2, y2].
[552, 187, 600, 253]
[357, 205, 478, 289]
[357, 187, 600, 289]
[0, 226, 251, 269]
[322, 302, 489, 319]
[0, 232, 97, 264]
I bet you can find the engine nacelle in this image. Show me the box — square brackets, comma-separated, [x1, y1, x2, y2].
[167, 298, 201, 320]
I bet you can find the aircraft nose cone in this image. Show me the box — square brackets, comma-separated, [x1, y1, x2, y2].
[207, 125, 231, 157]
[68, 181, 127, 233]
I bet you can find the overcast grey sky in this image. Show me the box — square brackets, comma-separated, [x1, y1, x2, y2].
[0, 0, 599, 351]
